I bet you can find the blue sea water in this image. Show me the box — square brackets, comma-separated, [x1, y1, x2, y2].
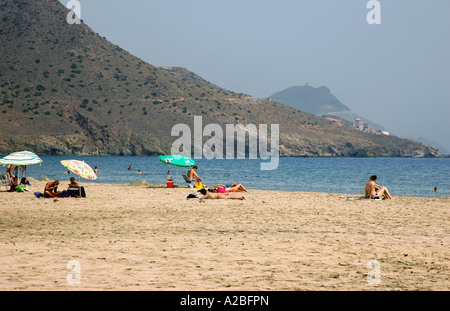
[14, 156, 450, 198]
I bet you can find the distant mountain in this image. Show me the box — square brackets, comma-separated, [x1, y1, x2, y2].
[269, 84, 386, 131]
[405, 137, 449, 155]
[0, 0, 440, 158]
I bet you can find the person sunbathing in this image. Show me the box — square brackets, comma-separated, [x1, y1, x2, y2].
[227, 183, 247, 192]
[208, 183, 247, 192]
[364, 175, 392, 199]
[198, 188, 245, 200]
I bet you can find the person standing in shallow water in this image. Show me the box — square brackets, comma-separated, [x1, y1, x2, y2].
[364, 175, 392, 199]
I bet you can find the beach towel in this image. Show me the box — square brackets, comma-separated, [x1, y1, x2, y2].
[345, 196, 366, 200]
[34, 192, 44, 198]
[345, 196, 384, 201]
[34, 191, 72, 198]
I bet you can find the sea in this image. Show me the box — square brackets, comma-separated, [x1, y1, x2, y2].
[12, 156, 450, 198]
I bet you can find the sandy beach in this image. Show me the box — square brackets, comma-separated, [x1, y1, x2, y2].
[0, 178, 448, 291]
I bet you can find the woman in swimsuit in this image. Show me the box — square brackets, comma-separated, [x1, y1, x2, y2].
[198, 188, 245, 200]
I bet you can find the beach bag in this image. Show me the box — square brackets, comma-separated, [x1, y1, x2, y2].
[67, 186, 86, 197]
[34, 192, 44, 198]
[194, 181, 203, 188]
[15, 184, 25, 192]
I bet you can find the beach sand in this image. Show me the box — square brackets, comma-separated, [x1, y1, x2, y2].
[0, 179, 448, 291]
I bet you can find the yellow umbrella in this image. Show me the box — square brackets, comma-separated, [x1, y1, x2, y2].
[61, 160, 96, 197]
[61, 160, 97, 180]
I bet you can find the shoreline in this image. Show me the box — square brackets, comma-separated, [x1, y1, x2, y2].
[9, 177, 449, 199]
[1, 180, 448, 290]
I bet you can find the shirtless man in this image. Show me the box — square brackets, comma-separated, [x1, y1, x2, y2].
[187, 166, 202, 182]
[68, 177, 79, 188]
[44, 180, 65, 198]
[364, 175, 392, 199]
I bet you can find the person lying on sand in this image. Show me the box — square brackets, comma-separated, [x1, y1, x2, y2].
[227, 183, 247, 192]
[198, 188, 245, 200]
[208, 183, 247, 192]
[364, 175, 392, 199]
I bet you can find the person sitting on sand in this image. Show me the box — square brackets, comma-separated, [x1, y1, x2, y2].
[68, 177, 79, 188]
[198, 188, 245, 200]
[44, 180, 65, 198]
[364, 175, 392, 199]
[8, 175, 18, 192]
[19, 177, 31, 191]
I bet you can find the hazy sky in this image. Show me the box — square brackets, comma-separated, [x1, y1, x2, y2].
[60, 0, 450, 152]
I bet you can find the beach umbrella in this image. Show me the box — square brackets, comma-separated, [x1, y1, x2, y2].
[158, 155, 195, 186]
[61, 160, 97, 196]
[0, 150, 42, 166]
[0, 150, 42, 179]
[61, 160, 97, 180]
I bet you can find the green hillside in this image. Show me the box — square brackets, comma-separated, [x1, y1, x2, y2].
[0, 0, 440, 158]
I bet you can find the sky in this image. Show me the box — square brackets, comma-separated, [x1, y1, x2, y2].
[60, 0, 450, 153]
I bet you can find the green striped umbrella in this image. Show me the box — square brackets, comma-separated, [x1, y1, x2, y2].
[0, 150, 42, 166]
[0, 150, 42, 180]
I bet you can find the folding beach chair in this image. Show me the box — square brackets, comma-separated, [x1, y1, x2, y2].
[182, 174, 204, 189]
[182, 174, 195, 186]
[0, 173, 11, 191]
